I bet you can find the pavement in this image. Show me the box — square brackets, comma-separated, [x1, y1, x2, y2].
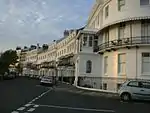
[0, 77, 150, 113]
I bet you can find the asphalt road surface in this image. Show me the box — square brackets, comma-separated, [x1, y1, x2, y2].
[0, 77, 150, 113]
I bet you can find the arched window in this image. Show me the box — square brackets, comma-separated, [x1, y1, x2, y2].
[86, 60, 92, 73]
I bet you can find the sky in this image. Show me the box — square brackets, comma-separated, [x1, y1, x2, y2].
[0, 0, 94, 51]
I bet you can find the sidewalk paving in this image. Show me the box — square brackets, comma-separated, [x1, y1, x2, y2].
[56, 83, 119, 99]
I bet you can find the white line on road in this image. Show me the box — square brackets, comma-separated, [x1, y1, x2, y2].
[31, 104, 115, 113]
[17, 107, 25, 111]
[27, 108, 35, 112]
[29, 88, 51, 104]
[24, 104, 31, 107]
[11, 88, 52, 113]
[33, 105, 39, 108]
[11, 111, 19, 113]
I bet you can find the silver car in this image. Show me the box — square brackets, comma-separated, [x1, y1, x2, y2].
[118, 80, 150, 101]
[40, 76, 55, 86]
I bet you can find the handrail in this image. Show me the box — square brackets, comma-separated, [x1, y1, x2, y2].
[98, 36, 150, 51]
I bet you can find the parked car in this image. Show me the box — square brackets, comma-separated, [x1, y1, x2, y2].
[118, 80, 150, 101]
[40, 76, 56, 86]
[3, 74, 15, 80]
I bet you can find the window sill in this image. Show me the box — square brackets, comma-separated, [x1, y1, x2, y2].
[141, 73, 150, 76]
[140, 5, 150, 8]
[118, 73, 126, 76]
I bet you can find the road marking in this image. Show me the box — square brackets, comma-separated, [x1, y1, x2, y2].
[31, 104, 115, 113]
[17, 107, 25, 111]
[25, 104, 31, 107]
[134, 102, 145, 105]
[29, 88, 51, 104]
[33, 105, 39, 108]
[36, 85, 50, 89]
[27, 108, 35, 112]
[11, 88, 52, 113]
[11, 111, 19, 113]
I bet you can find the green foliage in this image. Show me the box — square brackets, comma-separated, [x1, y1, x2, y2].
[0, 50, 18, 75]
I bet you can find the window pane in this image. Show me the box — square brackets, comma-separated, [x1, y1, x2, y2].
[118, 54, 126, 63]
[142, 62, 150, 73]
[89, 36, 93, 47]
[142, 53, 150, 57]
[142, 82, 150, 89]
[83, 36, 87, 46]
[104, 56, 108, 74]
[118, 0, 125, 11]
[86, 60, 92, 73]
[128, 81, 139, 87]
[140, 0, 149, 5]
[105, 6, 109, 18]
[118, 54, 126, 74]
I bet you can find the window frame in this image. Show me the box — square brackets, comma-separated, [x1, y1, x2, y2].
[140, 0, 149, 5]
[141, 53, 150, 74]
[118, 53, 126, 74]
[83, 36, 88, 46]
[105, 5, 109, 18]
[89, 36, 93, 47]
[104, 56, 108, 74]
[127, 81, 139, 87]
[118, 0, 125, 11]
[86, 60, 92, 73]
[118, 23, 126, 39]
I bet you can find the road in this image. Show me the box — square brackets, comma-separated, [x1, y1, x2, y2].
[0, 77, 150, 113]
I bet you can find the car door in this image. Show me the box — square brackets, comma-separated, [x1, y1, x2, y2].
[140, 82, 150, 100]
[127, 81, 144, 99]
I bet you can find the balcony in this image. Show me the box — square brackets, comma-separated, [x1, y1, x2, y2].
[41, 61, 56, 69]
[57, 60, 75, 67]
[98, 36, 150, 53]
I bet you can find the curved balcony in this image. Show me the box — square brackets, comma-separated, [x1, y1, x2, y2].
[98, 36, 150, 53]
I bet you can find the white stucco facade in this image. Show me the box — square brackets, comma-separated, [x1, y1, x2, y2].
[72, 0, 150, 91]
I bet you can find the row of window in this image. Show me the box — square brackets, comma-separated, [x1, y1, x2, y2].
[104, 53, 150, 75]
[82, 35, 98, 47]
[27, 43, 75, 61]
[91, 0, 149, 28]
[57, 43, 75, 57]
[57, 36, 75, 49]
[103, 20, 150, 43]
[105, 0, 149, 18]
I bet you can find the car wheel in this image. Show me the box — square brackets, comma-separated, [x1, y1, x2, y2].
[121, 93, 131, 101]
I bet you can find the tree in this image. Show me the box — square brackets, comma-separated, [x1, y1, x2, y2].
[15, 63, 23, 74]
[0, 50, 18, 75]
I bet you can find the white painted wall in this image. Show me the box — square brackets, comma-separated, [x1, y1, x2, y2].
[78, 53, 102, 77]
[102, 47, 150, 80]
[87, 0, 150, 30]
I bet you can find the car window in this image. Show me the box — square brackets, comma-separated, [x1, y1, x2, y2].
[141, 82, 150, 89]
[128, 81, 139, 87]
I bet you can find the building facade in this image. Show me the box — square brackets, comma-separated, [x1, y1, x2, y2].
[76, 0, 150, 91]
[22, 0, 150, 91]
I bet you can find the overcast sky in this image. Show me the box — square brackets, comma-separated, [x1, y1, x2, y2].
[0, 0, 94, 51]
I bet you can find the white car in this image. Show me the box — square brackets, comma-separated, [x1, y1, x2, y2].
[118, 80, 150, 101]
[40, 76, 55, 86]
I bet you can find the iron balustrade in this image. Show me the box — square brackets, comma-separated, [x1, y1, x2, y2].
[98, 36, 150, 52]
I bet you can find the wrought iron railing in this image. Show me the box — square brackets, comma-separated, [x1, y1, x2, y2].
[98, 36, 150, 52]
